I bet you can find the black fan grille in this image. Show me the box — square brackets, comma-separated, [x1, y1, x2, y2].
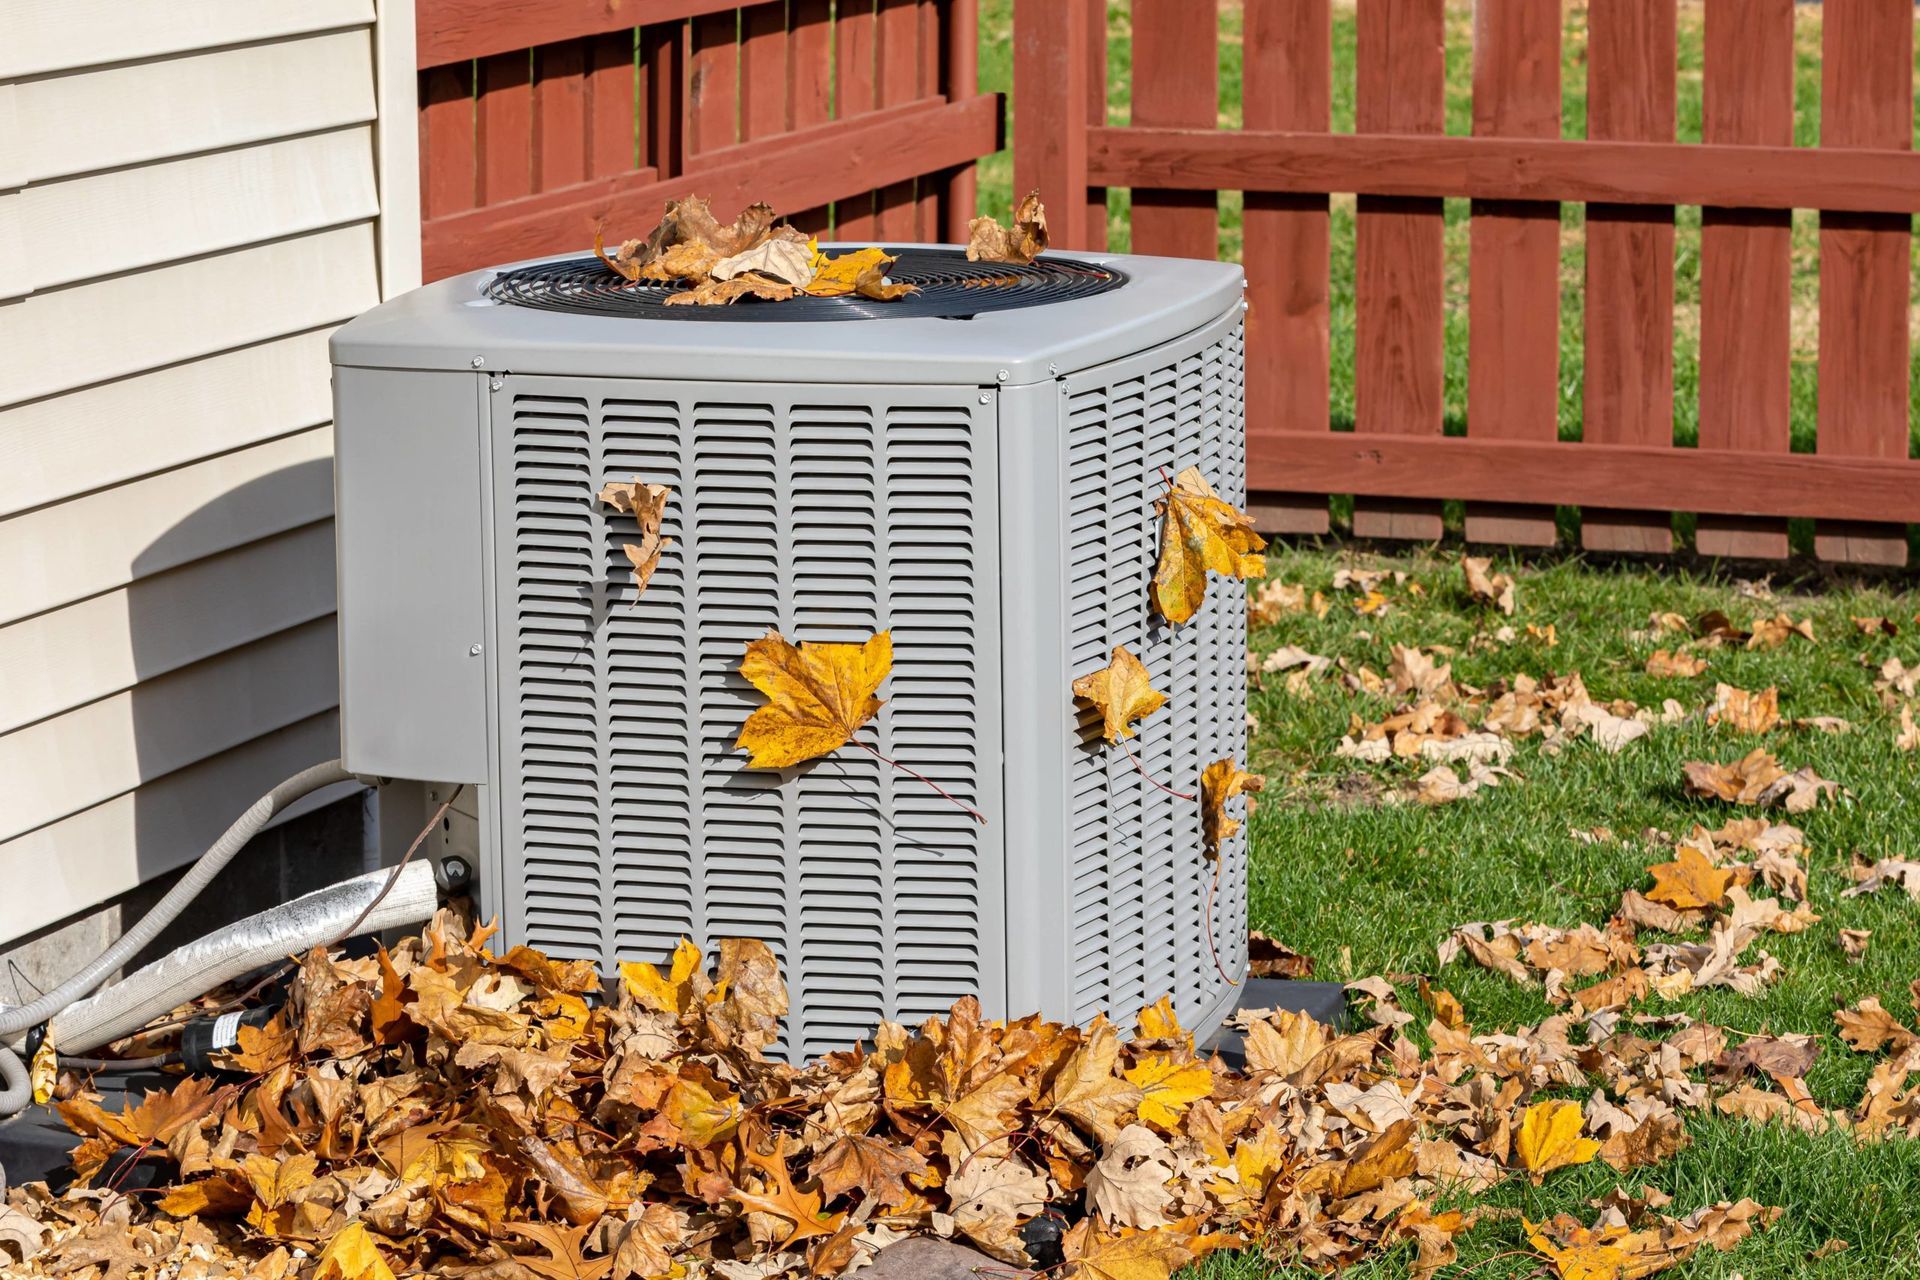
[484, 247, 1126, 321]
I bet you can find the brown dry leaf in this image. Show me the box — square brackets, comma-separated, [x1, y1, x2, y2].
[1839, 929, 1872, 963]
[810, 1134, 929, 1211]
[1854, 615, 1899, 637]
[641, 239, 724, 283]
[1247, 931, 1314, 979]
[1086, 1125, 1177, 1228]
[1645, 846, 1733, 911]
[711, 236, 814, 287]
[504, 1220, 615, 1280]
[966, 189, 1049, 265]
[1152, 467, 1267, 624]
[598, 476, 673, 600]
[1249, 581, 1323, 625]
[1682, 749, 1787, 805]
[664, 275, 797, 306]
[1842, 855, 1920, 902]
[1074, 645, 1169, 743]
[735, 629, 889, 768]
[1708, 683, 1780, 735]
[1462, 556, 1516, 615]
[1199, 757, 1265, 856]
[1834, 996, 1918, 1055]
[1043, 1017, 1144, 1144]
[1747, 612, 1815, 650]
[728, 1133, 846, 1250]
[1898, 704, 1920, 752]
[1645, 649, 1708, 678]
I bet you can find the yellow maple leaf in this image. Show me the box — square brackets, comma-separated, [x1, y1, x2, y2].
[621, 937, 704, 1015]
[1061, 1219, 1200, 1280]
[804, 247, 895, 297]
[1525, 1219, 1632, 1280]
[668, 1075, 742, 1147]
[1151, 466, 1267, 624]
[1199, 758, 1265, 856]
[1074, 645, 1169, 743]
[1645, 846, 1733, 911]
[1134, 995, 1186, 1043]
[1124, 1055, 1213, 1129]
[735, 630, 890, 768]
[314, 1223, 398, 1280]
[29, 1035, 56, 1106]
[1514, 1100, 1601, 1182]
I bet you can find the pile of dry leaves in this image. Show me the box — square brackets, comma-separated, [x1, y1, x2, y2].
[590, 192, 1047, 307]
[4, 918, 1796, 1280]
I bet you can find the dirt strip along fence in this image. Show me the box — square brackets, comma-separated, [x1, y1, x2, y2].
[1016, 0, 1920, 565]
[417, 0, 998, 283]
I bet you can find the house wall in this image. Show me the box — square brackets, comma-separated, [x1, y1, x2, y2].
[0, 0, 421, 945]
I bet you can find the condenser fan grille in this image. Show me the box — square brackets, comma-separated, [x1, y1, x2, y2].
[484, 248, 1127, 321]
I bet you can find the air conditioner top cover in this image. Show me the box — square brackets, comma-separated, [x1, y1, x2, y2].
[331, 245, 1244, 386]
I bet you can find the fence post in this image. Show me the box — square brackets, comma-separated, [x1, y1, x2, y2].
[1130, 0, 1217, 261]
[1013, 0, 1093, 248]
[1814, 0, 1912, 567]
[943, 0, 981, 242]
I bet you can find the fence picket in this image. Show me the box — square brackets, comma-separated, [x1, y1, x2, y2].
[586, 33, 639, 178]
[1581, 0, 1675, 556]
[689, 12, 741, 157]
[942, 0, 980, 242]
[1696, 0, 1794, 560]
[1815, 0, 1912, 567]
[835, 0, 880, 236]
[643, 22, 686, 181]
[1131, 0, 1218, 261]
[1353, 0, 1446, 542]
[875, 0, 923, 239]
[1012, 0, 1095, 248]
[420, 64, 478, 220]
[535, 41, 589, 190]
[1464, 0, 1561, 548]
[786, 0, 836, 235]
[1242, 0, 1331, 535]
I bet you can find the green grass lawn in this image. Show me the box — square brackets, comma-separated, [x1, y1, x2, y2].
[972, 5, 1920, 1273]
[1222, 546, 1920, 1276]
[975, 0, 1920, 551]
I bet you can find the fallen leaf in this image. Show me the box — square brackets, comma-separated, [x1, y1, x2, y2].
[1124, 1056, 1212, 1130]
[1708, 684, 1780, 735]
[1682, 750, 1787, 805]
[314, 1224, 399, 1280]
[504, 1220, 615, 1280]
[728, 1134, 846, 1250]
[1074, 646, 1169, 743]
[1246, 931, 1314, 979]
[711, 236, 814, 287]
[1086, 1125, 1177, 1228]
[735, 630, 890, 768]
[1462, 556, 1516, 615]
[1747, 613, 1815, 650]
[1514, 1101, 1600, 1182]
[1645, 847, 1733, 911]
[1646, 649, 1708, 678]
[1854, 615, 1898, 637]
[1839, 929, 1871, 963]
[1152, 467, 1267, 624]
[966, 189, 1049, 264]
[664, 275, 797, 306]
[1199, 758, 1265, 855]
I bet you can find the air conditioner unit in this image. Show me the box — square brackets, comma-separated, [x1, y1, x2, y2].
[330, 245, 1252, 1058]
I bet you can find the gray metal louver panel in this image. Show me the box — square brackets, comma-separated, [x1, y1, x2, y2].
[1060, 314, 1250, 1028]
[490, 378, 1004, 1059]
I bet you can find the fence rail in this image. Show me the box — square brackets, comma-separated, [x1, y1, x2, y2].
[418, 0, 995, 282]
[1016, 0, 1920, 566]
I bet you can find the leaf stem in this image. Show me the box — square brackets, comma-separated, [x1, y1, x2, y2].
[1119, 741, 1197, 801]
[1205, 855, 1240, 989]
[851, 739, 987, 825]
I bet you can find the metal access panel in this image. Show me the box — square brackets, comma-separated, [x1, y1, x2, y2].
[482, 377, 1006, 1059]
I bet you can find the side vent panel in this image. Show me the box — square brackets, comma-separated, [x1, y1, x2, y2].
[1061, 316, 1250, 1027]
[493, 379, 1004, 1059]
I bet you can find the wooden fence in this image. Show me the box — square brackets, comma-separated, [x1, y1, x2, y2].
[417, 0, 996, 283]
[1016, 0, 1920, 565]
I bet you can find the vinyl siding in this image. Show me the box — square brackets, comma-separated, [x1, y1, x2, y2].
[0, 1, 419, 941]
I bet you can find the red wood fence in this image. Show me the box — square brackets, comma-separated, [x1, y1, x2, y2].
[1016, 0, 1920, 565]
[418, 0, 997, 283]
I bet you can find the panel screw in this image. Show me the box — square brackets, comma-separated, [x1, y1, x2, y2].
[996, 369, 1010, 382]
[978, 393, 992, 404]
[469, 643, 483, 656]
[470, 355, 485, 368]
[1240, 299, 1250, 311]
[489, 376, 504, 391]
[1048, 362, 1060, 375]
